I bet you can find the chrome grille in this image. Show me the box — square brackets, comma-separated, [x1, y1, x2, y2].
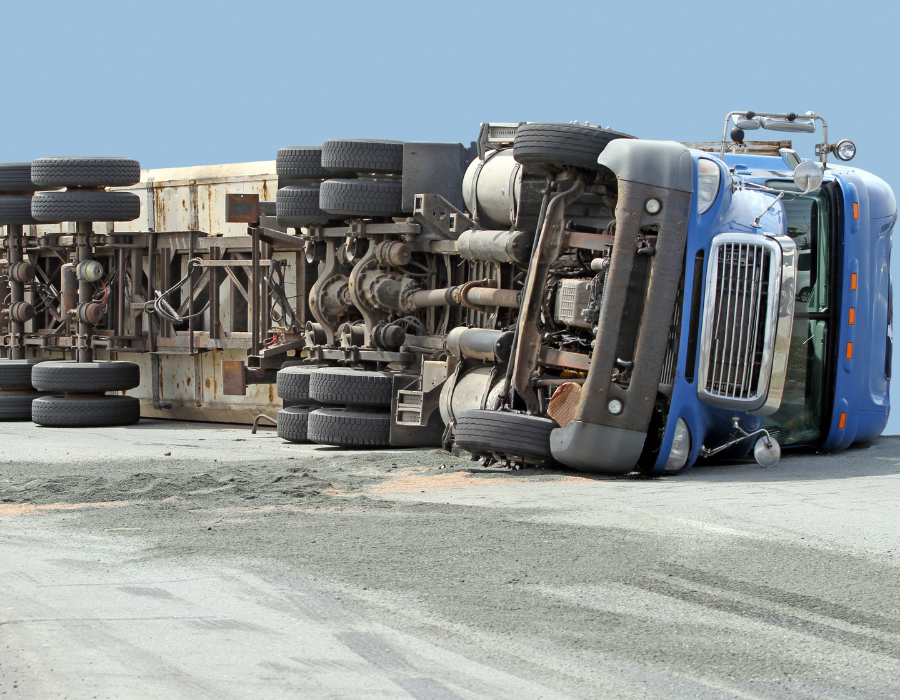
[698, 234, 782, 410]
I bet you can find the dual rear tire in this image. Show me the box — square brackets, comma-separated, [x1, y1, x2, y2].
[275, 365, 393, 446]
[276, 405, 391, 447]
[30, 361, 141, 427]
[0, 358, 50, 421]
[319, 140, 403, 217]
[28, 157, 142, 224]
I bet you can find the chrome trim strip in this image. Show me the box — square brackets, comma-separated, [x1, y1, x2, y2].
[750, 233, 796, 415]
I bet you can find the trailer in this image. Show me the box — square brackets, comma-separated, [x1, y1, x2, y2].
[0, 111, 893, 474]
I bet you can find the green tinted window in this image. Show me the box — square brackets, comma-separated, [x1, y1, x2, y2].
[764, 189, 834, 446]
[781, 191, 831, 314]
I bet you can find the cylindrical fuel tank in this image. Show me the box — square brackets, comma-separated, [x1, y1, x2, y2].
[439, 365, 505, 426]
[462, 150, 521, 228]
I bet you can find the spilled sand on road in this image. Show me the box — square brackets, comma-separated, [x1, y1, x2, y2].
[0, 501, 130, 516]
[368, 467, 587, 494]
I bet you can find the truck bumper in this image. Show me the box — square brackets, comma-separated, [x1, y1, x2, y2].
[550, 421, 646, 474]
[551, 140, 693, 474]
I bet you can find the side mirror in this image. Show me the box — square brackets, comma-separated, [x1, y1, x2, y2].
[760, 116, 816, 133]
[734, 115, 761, 130]
[754, 435, 781, 468]
[792, 161, 824, 194]
[779, 148, 802, 170]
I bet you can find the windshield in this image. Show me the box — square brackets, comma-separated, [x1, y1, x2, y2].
[764, 187, 834, 446]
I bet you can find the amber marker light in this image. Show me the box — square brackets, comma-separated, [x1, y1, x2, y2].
[850, 273, 858, 290]
[853, 202, 859, 220]
[849, 308, 855, 325]
[839, 413, 847, 430]
[846, 342, 854, 359]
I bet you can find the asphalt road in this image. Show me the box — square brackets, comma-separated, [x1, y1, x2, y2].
[1, 420, 898, 699]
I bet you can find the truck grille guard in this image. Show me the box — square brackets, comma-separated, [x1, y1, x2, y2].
[698, 232, 797, 415]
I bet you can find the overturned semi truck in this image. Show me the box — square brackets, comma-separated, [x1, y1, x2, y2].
[0, 111, 893, 474]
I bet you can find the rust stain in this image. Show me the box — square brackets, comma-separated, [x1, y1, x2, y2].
[153, 186, 166, 230]
[268, 384, 274, 403]
[205, 378, 211, 389]
[0, 501, 131, 516]
[186, 376, 192, 386]
[261, 180, 270, 200]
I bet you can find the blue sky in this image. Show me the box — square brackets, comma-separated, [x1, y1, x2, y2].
[4, 0, 900, 431]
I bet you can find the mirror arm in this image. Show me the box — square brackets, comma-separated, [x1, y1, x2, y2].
[816, 113, 829, 164]
[700, 424, 773, 459]
[752, 191, 785, 228]
[720, 111, 743, 160]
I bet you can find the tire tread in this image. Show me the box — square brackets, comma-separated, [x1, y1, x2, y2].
[308, 368, 393, 407]
[307, 408, 390, 446]
[32, 395, 141, 427]
[32, 361, 140, 393]
[321, 139, 403, 175]
[31, 158, 141, 188]
[319, 179, 402, 216]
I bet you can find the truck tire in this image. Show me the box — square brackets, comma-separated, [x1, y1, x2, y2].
[308, 368, 393, 407]
[32, 361, 141, 393]
[276, 147, 327, 183]
[276, 186, 331, 227]
[0, 391, 50, 421]
[0, 358, 48, 390]
[30, 157, 141, 188]
[0, 163, 56, 193]
[276, 365, 323, 402]
[321, 139, 403, 175]
[277, 406, 313, 443]
[0, 196, 38, 225]
[306, 408, 391, 447]
[32, 394, 141, 427]
[454, 409, 557, 465]
[319, 179, 403, 217]
[513, 123, 634, 172]
[31, 191, 141, 223]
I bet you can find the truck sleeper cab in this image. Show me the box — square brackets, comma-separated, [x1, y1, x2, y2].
[448, 113, 894, 474]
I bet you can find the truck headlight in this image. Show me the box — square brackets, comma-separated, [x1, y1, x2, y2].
[697, 159, 720, 214]
[833, 139, 856, 162]
[665, 418, 691, 471]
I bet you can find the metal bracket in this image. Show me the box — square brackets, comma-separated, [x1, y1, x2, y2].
[412, 193, 475, 238]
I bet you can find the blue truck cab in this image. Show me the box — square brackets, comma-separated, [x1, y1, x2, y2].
[400, 114, 893, 476]
[645, 112, 896, 474]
